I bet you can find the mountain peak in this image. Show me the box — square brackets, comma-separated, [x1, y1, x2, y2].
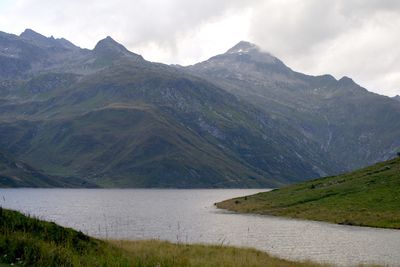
[226, 41, 259, 54]
[20, 28, 48, 41]
[20, 29, 77, 49]
[223, 41, 280, 65]
[94, 36, 126, 51]
[103, 36, 118, 43]
[94, 36, 144, 61]
[338, 76, 356, 86]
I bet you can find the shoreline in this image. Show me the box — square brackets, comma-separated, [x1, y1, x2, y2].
[1, 207, 326, 267]
[215, 201, 400, 230]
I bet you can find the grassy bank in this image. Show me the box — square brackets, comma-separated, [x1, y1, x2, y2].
[111, 240, 324, 267]
[217, 157, 400, 229]
[0, 207, 324, 267]
[0, 207, 130, 266]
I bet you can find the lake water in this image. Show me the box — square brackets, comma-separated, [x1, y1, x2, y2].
[1, 189, 399, 266]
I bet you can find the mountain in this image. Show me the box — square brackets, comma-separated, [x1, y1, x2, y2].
[0, 30, 399, 188]
[217, 156, 400, 229]
[0, 151, 95, 187]
[394, 95, 400, 102]
[93, 36, 144, 62]
[187, 41, 400, 172]
[0, 30, 339, 188]
[20, 28, 78, 49]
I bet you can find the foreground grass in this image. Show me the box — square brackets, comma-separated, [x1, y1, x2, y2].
[217, 157, 400, 229]
[0, 208, 131, 266]
[0, 208, 324, 267]
[111, 240, 324, 267]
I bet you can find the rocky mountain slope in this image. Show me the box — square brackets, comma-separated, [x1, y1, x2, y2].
[0, 30, 339, 187]
[188, 41, 400, 172]
[0, 30, 398, 187]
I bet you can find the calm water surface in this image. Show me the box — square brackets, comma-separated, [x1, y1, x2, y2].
[1, 189, 399, 266]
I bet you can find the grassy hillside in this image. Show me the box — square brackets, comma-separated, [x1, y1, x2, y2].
[0, 30, 338, 188]
[0, 65, 325, 188]
[0, 208, 130, 266]
[0, 151, 96, 188]
[217, 157, 400, 229]
[0, 208, 324, 267]
[0, 105, 281, 188]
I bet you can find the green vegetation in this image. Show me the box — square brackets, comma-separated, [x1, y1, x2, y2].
[0, 151, 96, 188]
[0, 30, 341, 188]
[2, 29, 400, 188]
[0, 208, 131, 266]
[111, 240, 325, 267]
[217, 157, 400, 229]
[0, 208, 325, 267]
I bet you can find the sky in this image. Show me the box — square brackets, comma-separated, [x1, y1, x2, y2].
[0, 0, 399, 96]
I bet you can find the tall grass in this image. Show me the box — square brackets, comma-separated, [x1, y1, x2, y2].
[0, 207, 130, 266]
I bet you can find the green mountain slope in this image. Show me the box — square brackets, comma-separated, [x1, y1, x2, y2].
[0, 30, 336, 188]
[217, 157, 400, 229]
[0, 151, 95, 188]
[1, 29, 399, 188]
[0, 106, 281, 188]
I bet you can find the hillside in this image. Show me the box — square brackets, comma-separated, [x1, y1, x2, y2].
[0, 29, 337, 187]
[217, 157, 400, 229]
[0, 151, 95, 188]
[0, 29, 399, 187]
[188, 41, 400, 173]
[0, 208, 323, 267]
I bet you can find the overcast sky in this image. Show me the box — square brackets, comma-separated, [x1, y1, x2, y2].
[0, 0, 399, 96]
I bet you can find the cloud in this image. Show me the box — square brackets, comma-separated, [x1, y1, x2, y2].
[1, 0, 252, 48]
[0, 0, 256, 63]
[248, 0, 400, 96]
[0, 0, 399, 96]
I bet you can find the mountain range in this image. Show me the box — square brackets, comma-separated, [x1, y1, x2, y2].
[0, 29, 399, 188]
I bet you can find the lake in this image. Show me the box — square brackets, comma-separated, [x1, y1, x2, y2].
[1, 188, 399, 266]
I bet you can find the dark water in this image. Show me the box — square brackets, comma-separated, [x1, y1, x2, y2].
[1, 189, 399, 266]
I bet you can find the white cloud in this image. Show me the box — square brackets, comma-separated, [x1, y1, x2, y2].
[248, 0, 400, 96]
[0, 0, 399, 96]
[0, 0, 253, 49]
[135, 8, 252, 65]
